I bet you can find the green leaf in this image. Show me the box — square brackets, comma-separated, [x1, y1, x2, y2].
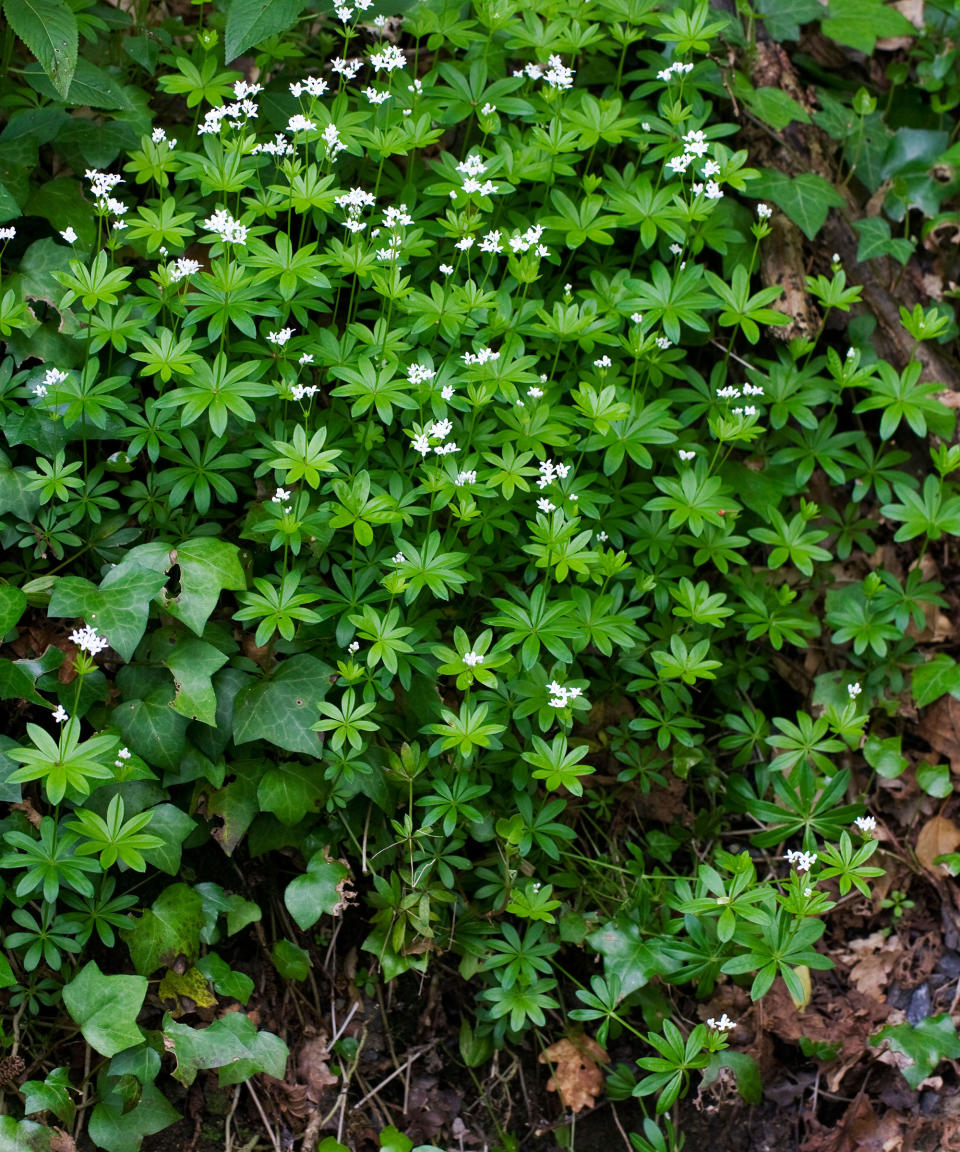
[204, 762, 260, 856]
[745, 87, 811, 132]
[701, 1051, 763, 1104]
[62, 960, 147, 1057]
[748, 170, 846, 240]
[872, 1015, 960, 1089]
[162, 1012, 287, 1086]
[0, 1116, 55, 1151]
[195, 952, 255, 1004]
[284, 850, 352, 931]
[917, 761, 952, 799]
[822, 0, 916, 54]
[233, 654, 331, 755]
[913, 654, 960, 708]
[138, 803, 197, 876]
[167, 538, 247, 636]
[164, 636, 228, 726]
[224, 0, 306, 61]
[122, 884, 205, 976]
[587, 918, 666, 998]
[272, 938, 310, 981]
[21, 1067, 75, 1125]
[115, 688, 191, 771]
[754, 0, 822, 40]
[853, 217, 913, 265]
[218, 1023, 288, 1086]
[863, 732, 908, 779]
[23, 57, 134, 109]
[49, 564, 167, 662]
[88, 1082, 180, 1152]
[0, 584, 26, 635]
[258, 760, 323, 826]
[2, 0, 78, 97]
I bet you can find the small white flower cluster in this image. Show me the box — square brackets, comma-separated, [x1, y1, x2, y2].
[716, 383, 763, 401]
[0, 226, 15, 241]
[60, 226, 77, 244]
[508, 223, 549, 257]
[682, 128, 709, 157]
[291, 383, 319, 401]
[408, 364, 435, 386]
[594, 355, 612, 368]
[855, 815, 877, 834]
[336, 186, 375, 232]
[287, 114, 317, 134]
[657, 60, 694, 82]
[706, 1014, 736, 1032]
[170, 257, 201, 282]
[392, 551, 405, 564]
[347, 640, 360, 654]
[463, 651, 484, 666]
[455, 470, 477, 486]
[322, 123, 347, 160]
[547, 680, 584, 708]
[757, 202, 773, 220]
[202, 208, 248, 245]
[679, 449, 697, 461]
[34, 367, 68, 398]
[543, 54, 575, 90]
[289, 76, 329, 98]
[481, 102, 496, 116]
[370, 43, 405, 72]
[85, 169, 122, 199]
[847, 682, 862, 699]
[731, 405, 757, 416]
[152, 127, 177, 147]
[114, 746, 132, 770]
[784, 848, 817, 873]
[413, 418, 457, 457]
[462, 346, 500, 366]
[252, 133, 294, 157]
[272, 487, 292, 512]
[332, 57, 363, 80]
[537, 458, 571, 489]
[70, 624, 110, 656]
[537, 498, 556, 513]
[52, 704, 69, 723]
[197, 92, 260, 136]
[480, 229, 503, 254]
[363, 87, 392, 105]
[456, 153, 497, 197]
[267, 327, 296, 347]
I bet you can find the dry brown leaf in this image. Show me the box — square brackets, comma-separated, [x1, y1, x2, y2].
[297, 1035, 339, 1103]
[539, 1035, 610, 1113]
[841, 932, 901, 1001]
[915, 815, 960, 873]
[49, 1131, 79, 1152]
[917, 695, 960, 773]
[836, 1095, 905, 1152]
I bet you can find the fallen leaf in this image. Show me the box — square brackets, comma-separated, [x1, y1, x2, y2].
[539, 1035, 610, 1113]
[840, 933, 901, 1001]
[298, 1034, 339, 1103]
[836, 1094, 904, 1152]
[158, 966, 217, 1017]
[916, 816, 960, 873]
[917, 695, 960, 773]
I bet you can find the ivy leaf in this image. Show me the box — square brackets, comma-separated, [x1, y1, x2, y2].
[822, 0, 916, 54]
[748, 170, 845, 240]
[138, 803, 198, 876]
[0, 584, 26, 634]
[166, 538, 247, 636]
[122, 883, 205, 976]
[871, 1015, 960, 1089]
[284, 850, 352, 931]
[162, 1012, 287, 1086]
[88, 1082, 180, 1152]
[62, 960, 147, 1057]
[233, 654, 331, 755]
[115, 688, 191, 771]
[912, 653, 960, 709]
[853, 217, 913, 265]
[258, 761, 323, 826]
[218, 1023, 289, 1086]
[49, 564, 167, 661]
[587, 918, 667, 998]
[163, 636, 228, 726]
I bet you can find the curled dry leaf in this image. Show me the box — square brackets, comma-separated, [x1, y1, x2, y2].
[297, 1034, 339, 1103]
[840, 932, 902, 1001]
[915, 815, 960, 874]
[539, 1035, 610, 1113]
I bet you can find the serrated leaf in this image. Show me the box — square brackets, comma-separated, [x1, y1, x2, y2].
[284, 850, 352, 931]
[3, 0, 78, 97]
[62, 961, 147, 1057]
[748, 170, 846, 241]
[163, 636, 228, 726]
[49, 564, 167, 661]
[122, 884, 204, 976]
[224, 0, 306, 60]
[233, 653, 331, 754]
[587, 918, 667, 998]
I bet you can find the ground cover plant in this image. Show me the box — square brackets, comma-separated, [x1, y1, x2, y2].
[2, 0, 960, 1148]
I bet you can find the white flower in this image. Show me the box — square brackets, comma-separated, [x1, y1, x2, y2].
[456, 236, 475, 251]
[335, 4, 353, 20]
[347, 640, 360, 654]
[481, 102, 496, 115]
[52, 704, 69, 723]
[679, 449, 696, 461]
[392, 552, 405, 565]
[480, 229, 503, 254]
[272, 488, 291, 503]
[832, 252, 841, 265]
[716, 385, 741, 399]
[202, 208, 247, 245]
[547, 680, 585, 708]
[543, 54, 575, 90]
[656, 336, 671, 350]
[682, 128, 709, 157]
[707, 1014, 736, 1032]
[455, 470, 476, 486]
[287, 115, 317, 134]
[117, 746, 131, 760]
[701, 159, 721, 178]
[267, 327, 296, 346]
[463, 651, 484, 666]
[370, 43, 405, 71]
[528, 386, 543, 399]
[784, 849, 817, 873]
[427, 418, 453, 439]
[331, 57, 363, 79]
[537, 498, 556, 513]
[855, 815, 877, 833]
[757, 202, 773, 219]
[439, 263, 454, 275]
[299, 353, 314, 366]
[441, 385, 454, 400]
[704, 180, 723, 200]
[0, 226, 15, 241]
[60, 226, 78, 244]
[363, 87, 392, 104]
[847, 682, 862, 699]
[33, 383, 48, 398]
[594, 355, 612, 368]
[170, 257, 201, 282]
[70, 624, 110, 656]
[412, 433, 431, 456]
[322, 123, 347, 159]
[667, 153, 692, 174]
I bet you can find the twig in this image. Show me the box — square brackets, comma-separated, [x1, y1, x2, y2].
[245, 1080, 281, 1152]
[224, 1084, 241, 1152]
[330, 999, 360, 1047]
[351, 1045, 432, 1110]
